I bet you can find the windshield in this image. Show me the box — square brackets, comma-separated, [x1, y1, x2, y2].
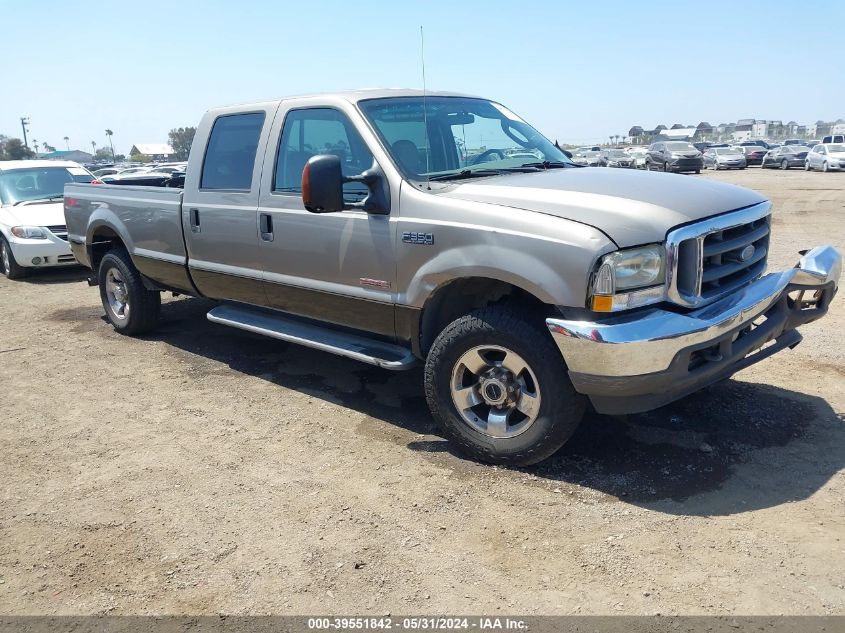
[715, 148, 741, 155]
[0, 166, 93, 205]
[828, 144, 845, 153]
[666, 142, 696, 151]
[358, 96, 573, 180]
[606, 150, 627, 158]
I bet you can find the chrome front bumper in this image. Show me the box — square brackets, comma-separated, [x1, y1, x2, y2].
[546, 245, 841, 413]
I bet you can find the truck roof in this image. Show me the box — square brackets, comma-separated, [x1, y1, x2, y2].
[214, 88, 477, 111]
[0, 159, 83, 172]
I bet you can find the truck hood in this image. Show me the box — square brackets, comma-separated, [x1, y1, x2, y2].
[439, 168, 767, 247]
[0, 201, 66, 228]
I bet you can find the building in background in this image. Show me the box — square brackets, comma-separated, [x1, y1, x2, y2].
[129, 143, 175, 161]
[38, 149, 93, 162]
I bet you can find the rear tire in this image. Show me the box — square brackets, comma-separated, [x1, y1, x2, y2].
[0, 236, 27, 280]
[424, 305, 586, 466]
[98, 248, 160, 335]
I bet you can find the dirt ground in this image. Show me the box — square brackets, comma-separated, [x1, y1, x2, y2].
[1, 168, 843, 616]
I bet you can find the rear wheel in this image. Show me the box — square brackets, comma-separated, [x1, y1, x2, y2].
[424, 305, 586, 466]
[0, 236, 27, 280]
[98, 248, 161, 335]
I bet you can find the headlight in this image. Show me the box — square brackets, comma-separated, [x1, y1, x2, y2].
[591, 245, 666, 312]
[10, 226, 48, 239]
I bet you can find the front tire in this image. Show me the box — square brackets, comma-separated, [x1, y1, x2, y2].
[781, 159, 789, 170]
[823, 161, 829, 172]
[424, 305, 586, 466]
[0, 236, 27, 280]
[804, 161, 811, 171]
[664, 162, 671, 173]
[98, 248, 161, 335]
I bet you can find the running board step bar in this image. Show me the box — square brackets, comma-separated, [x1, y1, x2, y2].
[207, 304, 417, 371]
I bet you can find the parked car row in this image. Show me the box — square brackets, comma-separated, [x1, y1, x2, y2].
[572, 138, 844, 175]
[91, 162, 187, 182]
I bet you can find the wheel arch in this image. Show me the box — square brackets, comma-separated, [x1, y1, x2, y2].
[414, 276, 559, 358]
[87, 221, 130, 273]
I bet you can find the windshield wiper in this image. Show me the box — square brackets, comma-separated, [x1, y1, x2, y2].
[427, 169, 510, 182]
[12, 195, 64, 206]
[518, 161, 572, 169]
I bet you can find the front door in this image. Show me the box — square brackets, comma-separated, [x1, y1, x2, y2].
[256, 103, 396, 337]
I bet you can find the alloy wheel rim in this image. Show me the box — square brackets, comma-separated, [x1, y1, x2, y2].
[105, 267, 130, 320]
[450, 345, 541, 438]
[1, 242, 9, 275]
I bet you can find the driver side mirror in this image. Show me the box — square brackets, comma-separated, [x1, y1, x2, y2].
[302, 155, 344, 214]
[302, 154, 390, 215]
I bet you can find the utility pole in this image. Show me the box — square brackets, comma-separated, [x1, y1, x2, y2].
[20, 117, 30, 148]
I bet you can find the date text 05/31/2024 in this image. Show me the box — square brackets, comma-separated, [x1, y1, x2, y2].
[307, 617, 528, 630]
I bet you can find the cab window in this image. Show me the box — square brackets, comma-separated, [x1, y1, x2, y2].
[274, 108, 373, 202]
[201, 112, 265, 190]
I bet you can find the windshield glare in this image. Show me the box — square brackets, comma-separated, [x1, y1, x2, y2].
[358, 96, 572, 179]
[0, 167, 93, 205]
[828, 144, 845, 152]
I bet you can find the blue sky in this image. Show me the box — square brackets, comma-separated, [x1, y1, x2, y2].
[3, 0, 843, 154]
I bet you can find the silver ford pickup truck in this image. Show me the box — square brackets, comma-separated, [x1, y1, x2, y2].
[64, 89, 841, 466]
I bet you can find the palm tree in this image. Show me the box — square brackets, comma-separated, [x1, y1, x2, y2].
[63, 136, 69, 150]
[91, 141, 97, 155]
[609, 135, 613, 147]
[105, 129, 115, 161]
[32, 140, 39, 155]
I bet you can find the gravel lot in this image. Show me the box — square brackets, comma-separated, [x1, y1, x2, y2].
[1, 168, 843, 616]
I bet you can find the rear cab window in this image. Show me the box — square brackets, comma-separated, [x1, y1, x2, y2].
[201, 112, 265, 190]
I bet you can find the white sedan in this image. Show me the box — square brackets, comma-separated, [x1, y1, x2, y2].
[805, 144, 845, 172]
[0, 160, 95, 279]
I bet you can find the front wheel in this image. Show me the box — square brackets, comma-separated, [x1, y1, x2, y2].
[98, 248, 161, 335]
[664, 162, 671, 173]
[781, 159, 789, 170]
[822, 161, 829, 172]
[0, 236, 27, 280]
[424, 306, 586, 466]
[804, 161, 811, 171]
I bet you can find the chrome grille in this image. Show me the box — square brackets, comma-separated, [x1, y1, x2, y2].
[699, 217, 769, 300]
[46, 225, 69, 241]
[666, 203, 772, 308]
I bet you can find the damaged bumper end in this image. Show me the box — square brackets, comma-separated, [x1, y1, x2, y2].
[546, 245, 842, 414]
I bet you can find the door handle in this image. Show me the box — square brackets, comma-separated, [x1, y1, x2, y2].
[189, 208, 201, 233]
[259, 213, 274, 242]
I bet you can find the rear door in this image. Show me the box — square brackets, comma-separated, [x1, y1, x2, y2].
[182, 103, 278, 303]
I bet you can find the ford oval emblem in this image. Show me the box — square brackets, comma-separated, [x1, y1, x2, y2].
[739, 244, 756, 262]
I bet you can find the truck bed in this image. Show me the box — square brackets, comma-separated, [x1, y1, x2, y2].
[64, 183, 191, 291]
